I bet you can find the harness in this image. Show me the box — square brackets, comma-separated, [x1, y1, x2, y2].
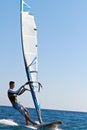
[8, 92, 17, 104]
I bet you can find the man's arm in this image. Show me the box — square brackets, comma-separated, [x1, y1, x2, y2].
[8, 86, 25, 95]
[16, 86, 30, 95]
[17, 87, 26, 95]
[15, 86, 26, 95]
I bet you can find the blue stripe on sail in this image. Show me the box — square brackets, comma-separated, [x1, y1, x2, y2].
[23, 3, 31, 13]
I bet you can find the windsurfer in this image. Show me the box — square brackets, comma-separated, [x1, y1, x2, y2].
[7, 81, 37, 126]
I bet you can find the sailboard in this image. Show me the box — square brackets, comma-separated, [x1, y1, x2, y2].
[26, 120, 62, 130]
[37, 120, 62, 130]
[20, 0, 62, 129]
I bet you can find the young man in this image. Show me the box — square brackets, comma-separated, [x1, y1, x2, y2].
[8, 81, 37, 126]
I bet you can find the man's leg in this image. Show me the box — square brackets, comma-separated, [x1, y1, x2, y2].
[25, 111, 37, 126]
[13, 103, 37, 126]
[25, 112, 29, 125]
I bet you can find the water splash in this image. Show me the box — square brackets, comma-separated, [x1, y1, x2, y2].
[0, 119, 18, 126]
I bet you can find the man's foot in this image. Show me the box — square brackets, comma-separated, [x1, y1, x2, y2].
[26, 120, 29, 126]
[32, 122, 38, 126]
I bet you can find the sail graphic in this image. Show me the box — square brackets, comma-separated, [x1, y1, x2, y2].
[20, 0, 42, 123]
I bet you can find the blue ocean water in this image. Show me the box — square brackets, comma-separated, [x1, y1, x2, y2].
[0, 106, 87, 130]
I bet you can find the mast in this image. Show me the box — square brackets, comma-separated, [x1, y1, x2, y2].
[20, 0, 42, 123]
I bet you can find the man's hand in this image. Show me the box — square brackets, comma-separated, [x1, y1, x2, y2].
[24, 88, 30, 91]
[20, 85, 25, 89]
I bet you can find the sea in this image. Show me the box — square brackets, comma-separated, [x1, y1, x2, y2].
[0, 106, 87, 130]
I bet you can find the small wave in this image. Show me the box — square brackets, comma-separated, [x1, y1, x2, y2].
[0, 119, 18, 126]
[52, 129, 62, 130]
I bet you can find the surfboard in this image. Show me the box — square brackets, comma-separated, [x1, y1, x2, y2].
[37, 120, 62, 130]
[27, 120, 62, 130]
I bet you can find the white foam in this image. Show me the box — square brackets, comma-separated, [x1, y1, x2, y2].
[0, 119, 18, 126]
[26, 125, 37, 129]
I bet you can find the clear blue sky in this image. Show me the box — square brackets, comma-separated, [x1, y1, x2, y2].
[0, 0, 87, 112]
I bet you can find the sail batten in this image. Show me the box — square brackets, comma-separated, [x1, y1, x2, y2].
[20, 0, 42, 123]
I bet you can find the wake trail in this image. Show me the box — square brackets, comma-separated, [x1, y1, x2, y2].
[0, 119, 18, 126]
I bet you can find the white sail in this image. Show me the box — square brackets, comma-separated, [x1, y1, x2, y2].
[21, 0, 38, 83]
[20, 0, 42, 123]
